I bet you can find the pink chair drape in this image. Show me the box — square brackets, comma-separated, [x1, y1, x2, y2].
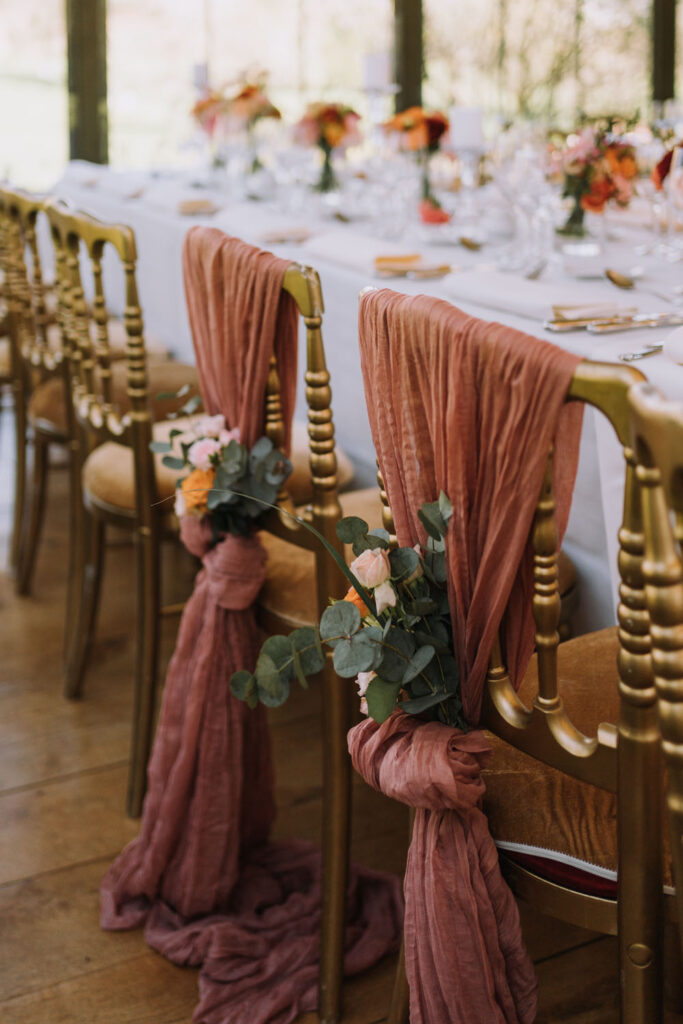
[348, 289, 584, 1024]
[101, 230, 402, 1024]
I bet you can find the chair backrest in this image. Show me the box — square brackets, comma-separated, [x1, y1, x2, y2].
[629, 379, 683, 948]
[259, 262, 346, 607]
[43, 199, 161, 524]
[0, 186, 56, 388]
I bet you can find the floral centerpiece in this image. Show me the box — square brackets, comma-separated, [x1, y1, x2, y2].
[551, 127, 638, 236]
[384, 106, 451, 224]
[293, 102, 362, 193]
[230, 491, 466, 729]
[151, 413, 292, 540]
[224, 73, 281, 173]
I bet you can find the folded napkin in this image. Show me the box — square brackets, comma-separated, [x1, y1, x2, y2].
[443, 269, 635, 323]
[303, 230, 428, 276]
[664, 325, 683, 365]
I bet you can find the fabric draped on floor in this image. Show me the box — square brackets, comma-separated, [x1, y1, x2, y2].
[100, 228, 403, 1024]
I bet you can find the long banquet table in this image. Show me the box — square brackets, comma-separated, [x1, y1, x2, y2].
[51, 160, 683, 633]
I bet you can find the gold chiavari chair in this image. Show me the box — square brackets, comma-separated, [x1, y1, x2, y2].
[0, 186, 69, 592]
[383, 359, 683, 1024]
[0, 185, 174, 596]
[43, 200, 200, 797]
[254, 263, 386, 1024]
[629, 380, 683, 969]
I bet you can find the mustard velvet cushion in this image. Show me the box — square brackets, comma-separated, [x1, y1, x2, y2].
[82, 418, 355, 516]
[483, 626, 672, 887]
[28, 361, 199, 436]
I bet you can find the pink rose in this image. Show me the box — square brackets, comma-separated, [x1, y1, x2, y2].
[188, 437, 222, 471]
[198, 413, 226, 437]
[219, 426, 241, 446]
[374, 580, 397, 614]
[355, 670, 376, 697]
[350, 548, 391, 589]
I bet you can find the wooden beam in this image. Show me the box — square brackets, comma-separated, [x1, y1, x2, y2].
[652, 0, 677, 104]
[394, 0, 423, 111]
[66, 0, 108, 163]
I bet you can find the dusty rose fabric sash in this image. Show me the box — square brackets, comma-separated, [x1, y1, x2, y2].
[101, 231, 403, 1023]
[348, 289, 584, 1023]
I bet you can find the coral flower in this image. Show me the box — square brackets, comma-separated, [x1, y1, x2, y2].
[181, 467, 216, 513]
[343, 586, 370, 618]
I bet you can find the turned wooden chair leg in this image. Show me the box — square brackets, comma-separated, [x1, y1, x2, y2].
[318, 664, 353, 1024]
[64, 509, 105, 700]
[127, 526, 161, 818]
[9, 377, 27, 575]
[387, 937, 410, 1024]
[16, 429, 49, 595]
[63, 437, 83, 676]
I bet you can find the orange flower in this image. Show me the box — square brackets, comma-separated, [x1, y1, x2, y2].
[180, 467, 216, 512]
[605, 145, 638, 181]
[581, 177, 613, 213]
[384, 107, 449, 152]
[343, 586, 369, 618]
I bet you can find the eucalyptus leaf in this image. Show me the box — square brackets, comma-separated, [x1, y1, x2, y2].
[149, 440, 172, 454]
[399, 690, 449, 715]
[368, 528, 391, 546]
[352, 533, 387, 556]
[155, 383, 192, 400]
[290, 626, 326, 675]
[161, 455, 186, 470]
[179, 395, 202, 416]
[366, 677, 402, 723]
[377, 627, 416, 683]
[335, 516, 369, 544]
[291, 648, 309, 690]
[405, 598, 439, 617]
[389, 546, 419, 580]
[438, 490, 453, 525]
[418, 500, 447, 541]
[332, 631, 381, 677]
[412, 629, 450, 655]
[249, 436, 273, 466]
[230, 670, 254, 700]
[320, 600, 361, 641]
[254, 651, 290, 706]
[401, 644, 435, 684]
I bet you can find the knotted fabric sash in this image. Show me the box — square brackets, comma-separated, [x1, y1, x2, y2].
[348, 289, 584, 1023]
[101, 230, 402, 1024]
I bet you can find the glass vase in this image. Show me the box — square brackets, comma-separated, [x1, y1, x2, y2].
[557, 196, 586, 238]
[315, 146, 338, 193]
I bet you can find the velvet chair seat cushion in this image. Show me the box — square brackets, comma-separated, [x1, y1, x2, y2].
[28, 360, 199, 436]
[483, 626, 672, 889]
[82, 417, 355, 516]
[258, 487, 384, 627]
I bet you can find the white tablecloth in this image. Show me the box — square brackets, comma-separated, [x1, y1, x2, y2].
[50, 161, 683, 632]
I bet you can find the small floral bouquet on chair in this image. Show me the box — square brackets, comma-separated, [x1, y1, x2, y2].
[151, 413, 292, 541]
[384, 106, 451, 223]
[230, 490, 466, 729]
[293, 102, 362, 193]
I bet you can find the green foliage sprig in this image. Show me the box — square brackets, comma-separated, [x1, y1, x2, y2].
[230, 490, 466, 729]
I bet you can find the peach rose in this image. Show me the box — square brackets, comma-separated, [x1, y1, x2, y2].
[374, 580, 397, 615]
[181, 466, 216, 512]
[350, 548, 391, 588]
[343, 586, 369, 618]
[188, 437, 223, 471]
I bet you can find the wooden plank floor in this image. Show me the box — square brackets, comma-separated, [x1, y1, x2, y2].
[0, 396, 679, 1023]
